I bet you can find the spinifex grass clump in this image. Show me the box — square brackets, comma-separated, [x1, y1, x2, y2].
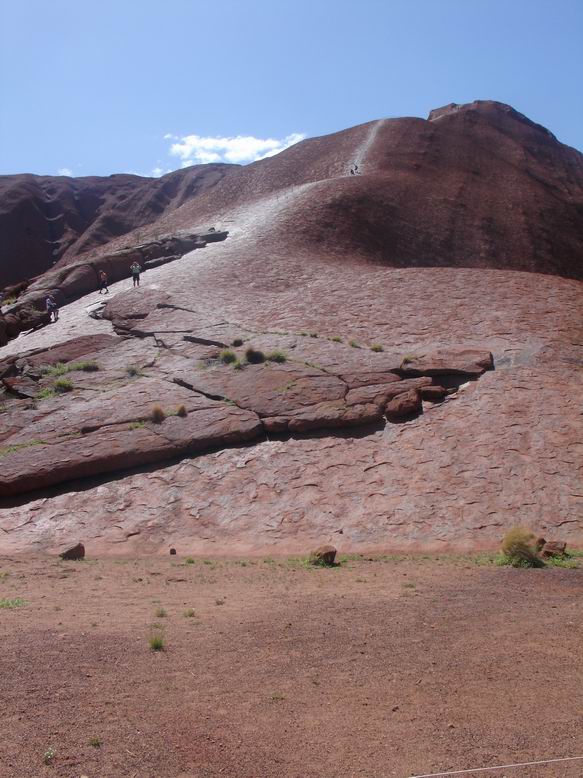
[54, 378, 73, 393]
[41, 361, 99, 376]
[245, 347, 265, 364]
[371, 344, 384, 352]
[231, 337, 244, 347]
[267, 350, 287, 363]
[220, 349, 237, 364]
[499, 527, 544, 568]
[150, 405, 165, 423]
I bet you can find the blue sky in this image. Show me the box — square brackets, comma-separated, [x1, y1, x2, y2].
[1, 0, 582, 177]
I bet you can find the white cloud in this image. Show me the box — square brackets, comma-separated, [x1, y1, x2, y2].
[57, 167, 73, 176]
[151, 166, 172, 177]
[168, 132, 305, 166]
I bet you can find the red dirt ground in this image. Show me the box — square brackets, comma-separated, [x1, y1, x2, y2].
[2, 554, 582, 778]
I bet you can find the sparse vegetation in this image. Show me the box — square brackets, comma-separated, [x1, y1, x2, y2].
[0, 441, 45, 458]
[128, 421, 145, 430]
[150, 405, 165, 423]
[36, 387, 56, 400]
[0, 403, 7, 413]
[88, 736, 101, 748]
[271, 692, 286, 701]
[43, 747, 56, 765]
[126, 365, 143, 377]
[309, 332, 318, 338]
[402, 355, 415, 364]
[349, 340, 361, 348]
[184, 557, 195, 565]
[232, 360, 244, 370]
[40, 361, 99, 376]
[176, 404, 187, 417]
[149, 634, 165, 651]
[371, 344, 384, 352]
[0, 597, 27, 608]
[245, 347, 265, 364]
[154, 606, 167, 617]
[231, 337, 244, 347]
[499, 527, 544, 568]
[183, 608, 196, 618]
[220, 349, 237, 364]
[53, 377, 73, 393]
[331, 336, 343, 343]
[267, 350, 287, 363]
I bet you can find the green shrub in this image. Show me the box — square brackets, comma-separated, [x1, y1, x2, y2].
[331, 336, 342, 343]
[245, 347, 265, 364]
[371, 344, 384, 352]
[220, 349, 237, 364]
[41, 361, 99, 376]
[149, 634, 165, 651]
[184, 557, 195, 565]
[500, 527, 544, 568]
[232, 360, 244, 370]
[267, 350, 287, 363]
[231, 338, 244, 347]
[150, 405, 165, 423]
[0, 598, 27, 608]
[54, 378, 73, 393]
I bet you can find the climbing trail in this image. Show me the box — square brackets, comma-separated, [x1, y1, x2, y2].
[351, 118, 386, 174]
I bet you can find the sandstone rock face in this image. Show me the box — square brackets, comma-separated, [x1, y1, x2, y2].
[59, 542, 85, 560]
[0, 100, 582, 556]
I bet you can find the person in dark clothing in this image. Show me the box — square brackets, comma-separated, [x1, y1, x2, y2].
[130, 261, 141, 287]
[98, 270, 109, 294]
[46, 294, 59, 322]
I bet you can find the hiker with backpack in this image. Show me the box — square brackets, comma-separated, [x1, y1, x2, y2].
[46, 294, 59, 322]
[98, 270, 109, 294]
[130, 260, 141, 287]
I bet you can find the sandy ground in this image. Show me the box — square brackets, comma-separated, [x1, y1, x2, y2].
[1, 553, 582, 778]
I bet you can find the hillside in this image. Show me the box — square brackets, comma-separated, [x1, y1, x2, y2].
[0, 100, 582, 556]
[0, 163, 236, 287]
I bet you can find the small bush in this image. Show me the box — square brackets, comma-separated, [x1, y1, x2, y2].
[149, 634, 165, 651]
[150, 405, 165, 424]
[245, 347, 265, 364]
[331, 336, 342, 343]
[176, 405, 187, 417]
[183, 608, 196, 618]
[184, 557, 195, 565]
[349, 340, 361, 349]
[220, 349, 237, 364]
[54, 378, 73, 393]
[126, 366, 143, 377]
[232, 360, 244, 370]
[371, 344, 384, 352]
[231, 338, 244, 347]
[36, 388, 56, 400]
[43, 747, 56, 765]
[309, 332, 318, 338]
[41, 360, 99, 376]
[500, 527, 544, 568]
[88, 737, 101, 748]
[0, 598, 27, 609]
[267, 350, 287, 363]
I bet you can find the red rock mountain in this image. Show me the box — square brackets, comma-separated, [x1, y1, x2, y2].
[0, 164, 235, 287]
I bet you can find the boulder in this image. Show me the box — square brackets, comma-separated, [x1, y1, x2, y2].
[385, 389, 422, 421]
[309, 545, 337, 566]
[59, 542, 85, 561]
[536, 538, 567, 559]
[400, 348, 494, 377]
[420, 385, 448, 402]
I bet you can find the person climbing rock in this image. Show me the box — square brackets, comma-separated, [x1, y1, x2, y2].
[46, 294, 59, 322]
[130, 260, 141, 287]
[98, 270, 109, 294]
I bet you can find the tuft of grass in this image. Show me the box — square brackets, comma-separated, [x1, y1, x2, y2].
[371, 344, 384, 352]
[0, 403, 6, 413]
[267, 350, 287, 363]
[219, 349, 237, 364]
[245, 347, 265, 364]
[126, 365, 143, 377]
[154, 606, 167, 618]
[88, 737, 101, 748]
[176, 404, 187, 417]
[231, 338, 244, 347]
[500, 527, 544, 568]
[349, 340, 361, 349]
[402, 355, 415, 364]
[150, 405, 165, 424]
[184, 557, 195, 565]
[232, 360, 244, 370]
[0, 597, 27, 608]
[331, 336, 343, 343]
[0, 441, 45, 458]
[54, 377, 73, 393]
[309, 332, 318, 338]
[41, 360, 99, 376]
[43, 747, 56, 765]
[299, 332, 308, 337]
[402, 581, 416, 589]
[128, 421, 145, 430]
[183, 608, 196, 618]
[546, 556, 579, 569]
[36, 387, 56, 400]
[149, 634, 165, 651]
[271, 692, 286, 701]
